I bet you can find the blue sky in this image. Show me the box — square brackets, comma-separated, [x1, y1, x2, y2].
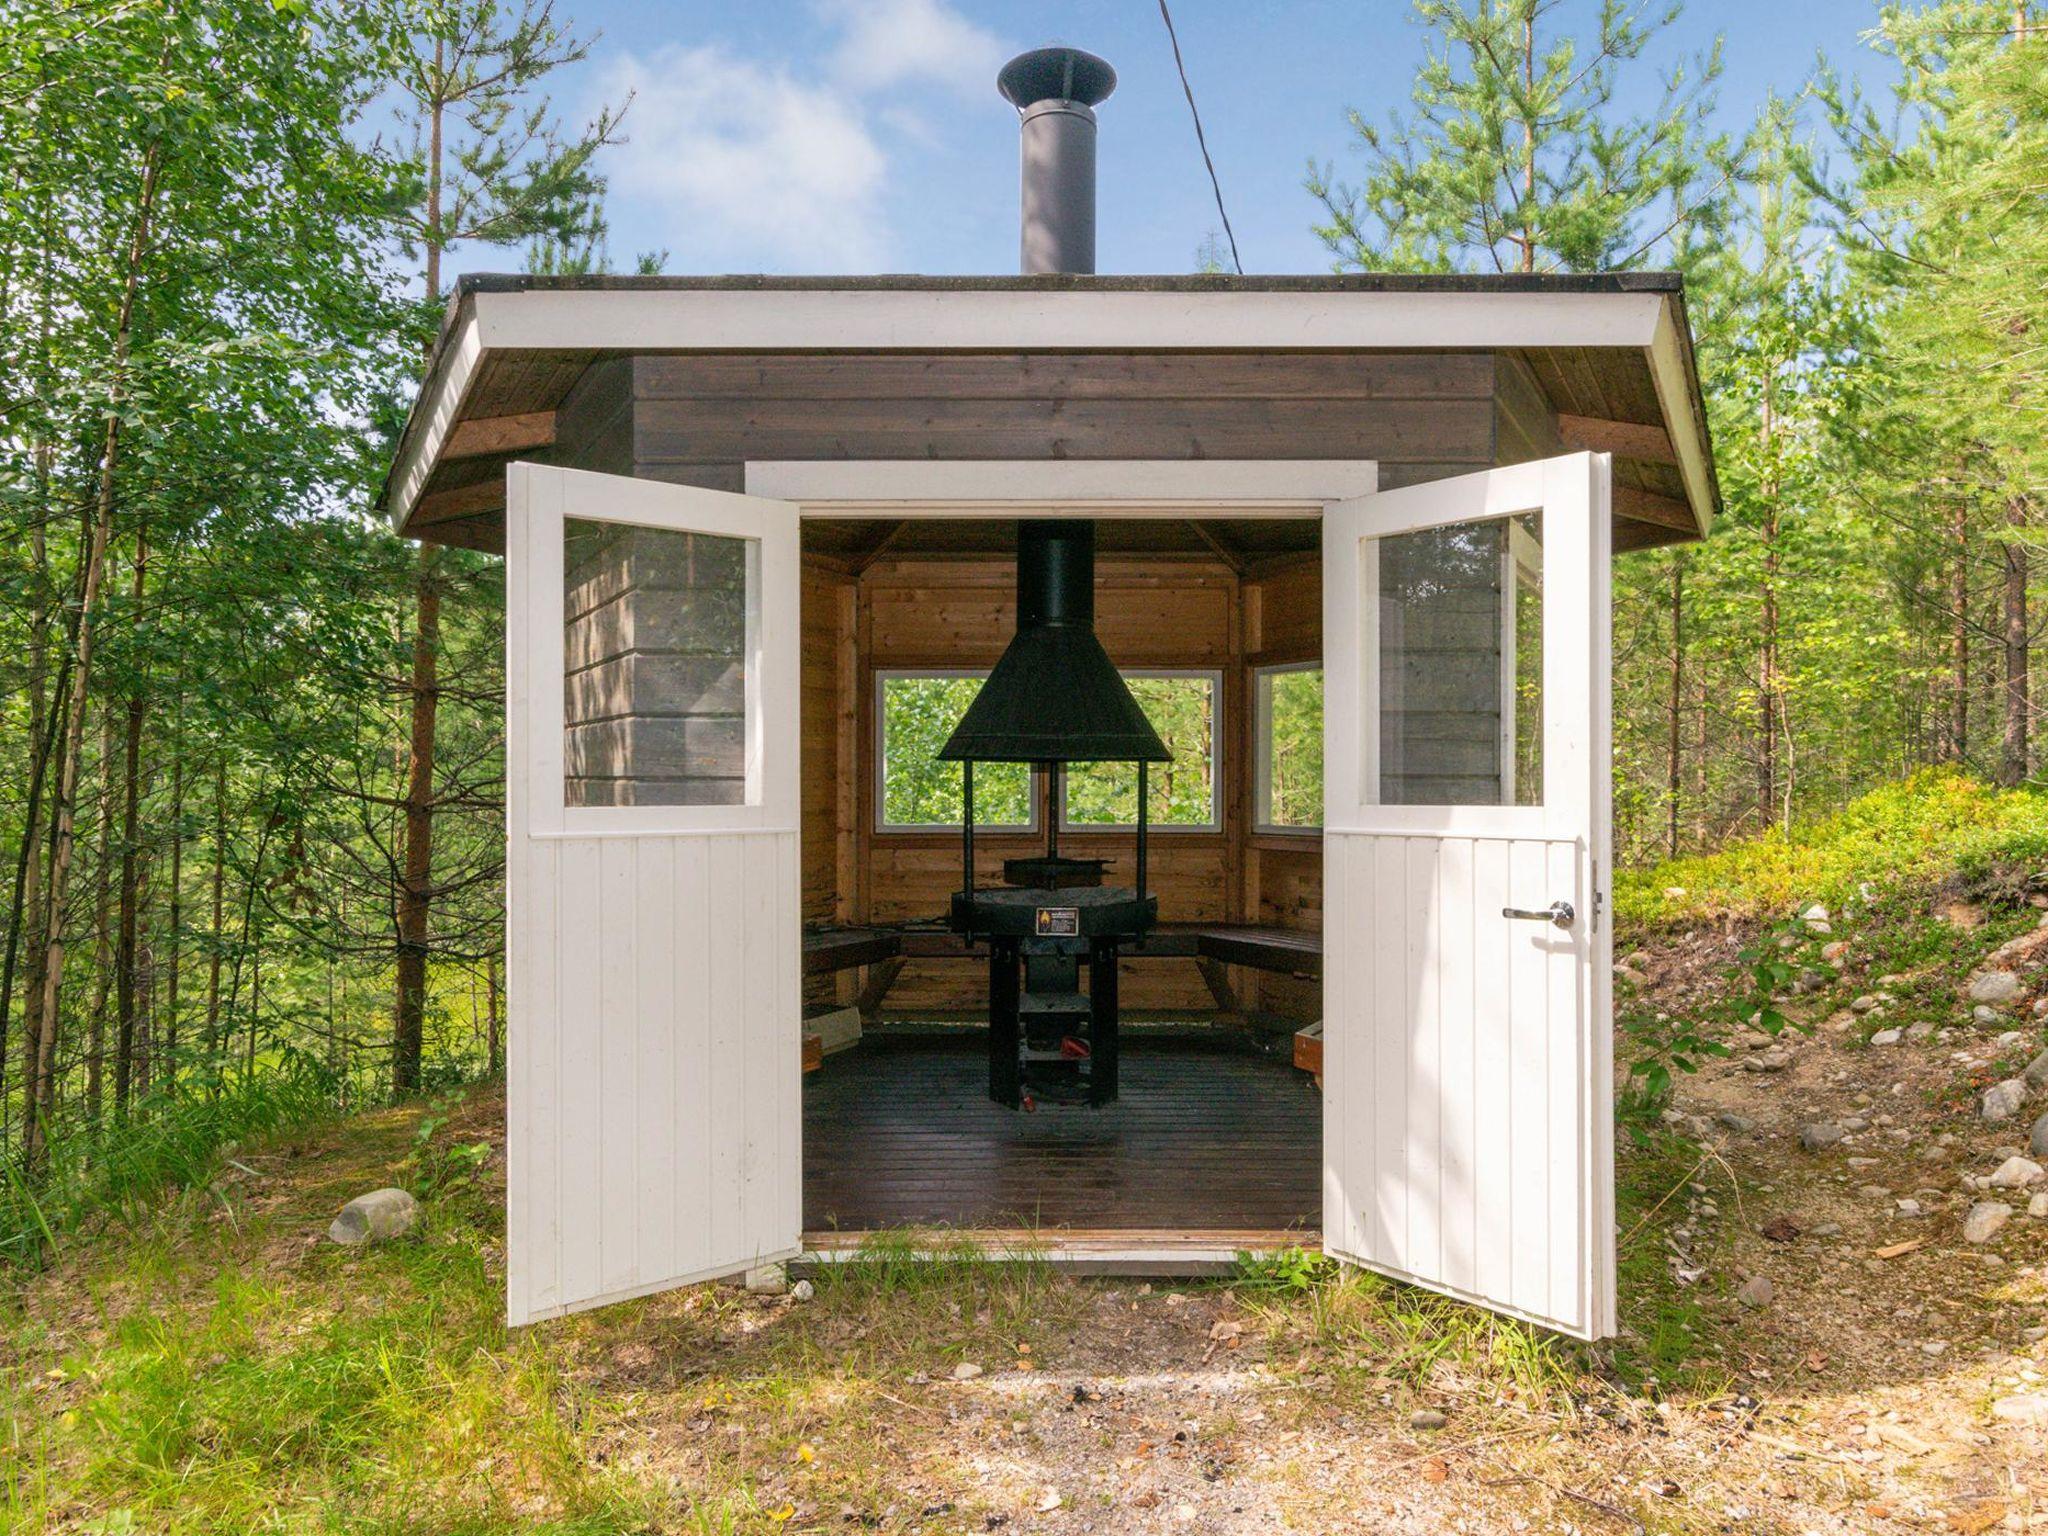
[503, 0, 1898, 280]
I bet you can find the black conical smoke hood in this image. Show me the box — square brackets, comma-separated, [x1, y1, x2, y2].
[939, 521, 1170, 765]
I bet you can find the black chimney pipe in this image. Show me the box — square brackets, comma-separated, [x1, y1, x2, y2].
[938, 522, 1168, 766]
[998, 46, 1116, 275]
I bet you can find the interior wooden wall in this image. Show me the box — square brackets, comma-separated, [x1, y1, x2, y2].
[798, 547, 1326, 1017]
[1240, 559, 1324, 1019]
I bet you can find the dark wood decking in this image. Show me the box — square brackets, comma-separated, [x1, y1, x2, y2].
[802, 1037, 1321, 1235]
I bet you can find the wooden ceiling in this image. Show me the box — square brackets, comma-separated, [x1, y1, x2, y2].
[801, 516, 1322, 569]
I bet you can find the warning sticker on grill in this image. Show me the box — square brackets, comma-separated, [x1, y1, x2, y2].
[1034, 907, 1081, 936]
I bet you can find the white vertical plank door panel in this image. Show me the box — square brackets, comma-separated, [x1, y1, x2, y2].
[1321, 454, 1615, 1341]
[506, 463, 803, 1327]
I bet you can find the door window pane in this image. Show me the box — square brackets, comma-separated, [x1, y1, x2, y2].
[1063, 673, 1220, 829]
[877, 674, 1034, 829]
[1255, 664, 1323, 830]
[1374, 511, 1541, 806]
[563, 518, 753, 807]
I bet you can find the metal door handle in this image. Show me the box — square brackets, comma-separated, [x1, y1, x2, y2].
[1502, 901, 1575, 929]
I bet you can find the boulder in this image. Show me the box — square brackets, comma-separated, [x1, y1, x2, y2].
[1982, 1079, 2030, 1123]
[1963, 1201, 2013, 1244]
[1988, 1156, 2045, 1189]
[2024, 1049, 2048, 1090]
[2032, 1191, 2048, 1219]
[327, 1187, 419, 1246]
[1736, 1274, 1774, 1309]
[1799, 1122, 1847, 1152]
[1970, 971, 2024, 1006]
[2031, 1110, 2048, 1160]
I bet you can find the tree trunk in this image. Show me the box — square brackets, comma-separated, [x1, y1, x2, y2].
[115, 522, 150, 1114]
[87, 711, 119, 1125]
[1666, 556, 1686, 859]
[2001, 495, 2030, 786]
[1950, 498, 1971, 763]
[26, 139, 160, 1168]
[487, 952, 501, 1077]
[1756, 377, 1782, 823]
[164, 741, 184, 1095]
[392, 547, 441, 1098]
[204, 757, 227, 1091]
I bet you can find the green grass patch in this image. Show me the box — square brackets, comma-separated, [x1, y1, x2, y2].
[1617, 770, 2048, 929]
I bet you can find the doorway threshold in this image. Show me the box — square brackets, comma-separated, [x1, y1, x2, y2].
[796, 1228, 1317, 1278]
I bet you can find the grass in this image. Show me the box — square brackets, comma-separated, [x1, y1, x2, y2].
[1616, 769, 2048, 930]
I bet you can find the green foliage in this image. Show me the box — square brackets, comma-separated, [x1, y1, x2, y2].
[401, 1091, 494, 1201]
[1617, 770, 2048, 927]
[1064, 676, 1218, 826]
[878, 676, 1032, 826]
[1309, 0, 1735, 273]
[1231, 1245, 1338, 1294]
[1258, 667, 1323, 828]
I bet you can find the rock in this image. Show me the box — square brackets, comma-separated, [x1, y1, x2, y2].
[1971, 971, 2024, 1005]
[1744, 1049, 1792, 1074]
[1897, 1198, 1924, 1217]
[1664, 886, 1687, 899]
[1821, 940, 1850, 962]
[1760, 1215, 1800, 1242]
[1869, 1027, 1903, 1046]
[1989, 1156, 2045, 1189]
[2033, 1112, 2048, 1159]
[1963, 1201, 2014, 1244]
[1810, 1221, 1842, 1238]
[2032, 1192, 2048, 1219]
[2024, 1049, 2048, 1090]
[950, 1362, 984, 1381]
[1715, 1112, 1754, 1134]
[327, 1187, 418, 1245]
[1409, 1408, 1447, 1431]
[1975, 1005, 2004, 1027]
[1799, 1122, 1847, 1152]
[1983, 1079, 2030, 1123]
[1850, 993, 1881, 1013]
[1905, 1021, 1936, 1040]
[1992, 1394, 2048, 1425]
[1614, 964, 1647, 987]
[1801, 904, 1831, 934]
[1736, 1274, 1774, 1309]
[790, 1279, 815, 1303]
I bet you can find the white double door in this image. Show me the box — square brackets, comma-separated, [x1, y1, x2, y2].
[503, 454, 1615, 1340]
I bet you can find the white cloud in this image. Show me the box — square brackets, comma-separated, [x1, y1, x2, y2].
[816, 0, 1006, 97]
[601, 44, 891, 273]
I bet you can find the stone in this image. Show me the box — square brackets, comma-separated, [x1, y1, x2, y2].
[1799, 1122, 1847, 1152]
[1821, 940, 1851, 962]
[1736, 1274, 1774, 1309]
[1870, 1027, 1903, 1046]
[1963, 1201, 2013, 1244]
[1897, 1198, 1924, 1217]
[1716, 1112, 1754, 1134]
[1975, 1005, 2004, 1027]
[1989, 1156, 2045, 1189]
[2024, 1049, 2048, 1090]
[1991, 1394, 2048, 1425]
[2032, 1192, 2048, 1219]
[1801, 904, 1831, 933]
[1409, 1408, 1447, 1431]
[327, 1188, 418, 1246]
[790, 1279, 815, 1303]
[2033, 1112, 2048, 1159]
[1905, 1021, 1936, 1041]
[1983, 1079, 2030, 1123]
[950, 1362, 984, 1381]
[1744, 1049, 1792, 1074]
[1851, 993, 1881, 1013]
[1810, 1221, 1842, 1238]
[1971, 971, 2024, 1005]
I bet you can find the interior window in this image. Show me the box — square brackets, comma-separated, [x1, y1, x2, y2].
[1254, 663, 1323, 831]
[1373, 510, 1543, 807]
[563, 517, 754, 808]
[876, 672, 1035, 829]
[1062, 672, 1220, 830]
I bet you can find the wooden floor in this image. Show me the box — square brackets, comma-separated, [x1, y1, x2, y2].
[802, 1036, 1322, 1235]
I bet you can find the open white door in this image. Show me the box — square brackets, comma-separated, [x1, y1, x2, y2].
[1321, 452, 1614, 1340]
[505, 462, 802, 1324]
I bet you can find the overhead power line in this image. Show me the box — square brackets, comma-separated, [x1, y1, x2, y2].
[1156, 0, 1243, 274]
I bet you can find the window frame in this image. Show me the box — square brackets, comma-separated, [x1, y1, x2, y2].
[871, 667, 1041, 835]
[1252, 659, 1325, 836]
[1054, 667, 1225, 835]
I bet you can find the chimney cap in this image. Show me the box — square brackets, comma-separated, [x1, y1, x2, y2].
[998, 46, 1116, 111]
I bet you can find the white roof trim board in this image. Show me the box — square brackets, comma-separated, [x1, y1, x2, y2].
[386, 281, 1712, 541]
